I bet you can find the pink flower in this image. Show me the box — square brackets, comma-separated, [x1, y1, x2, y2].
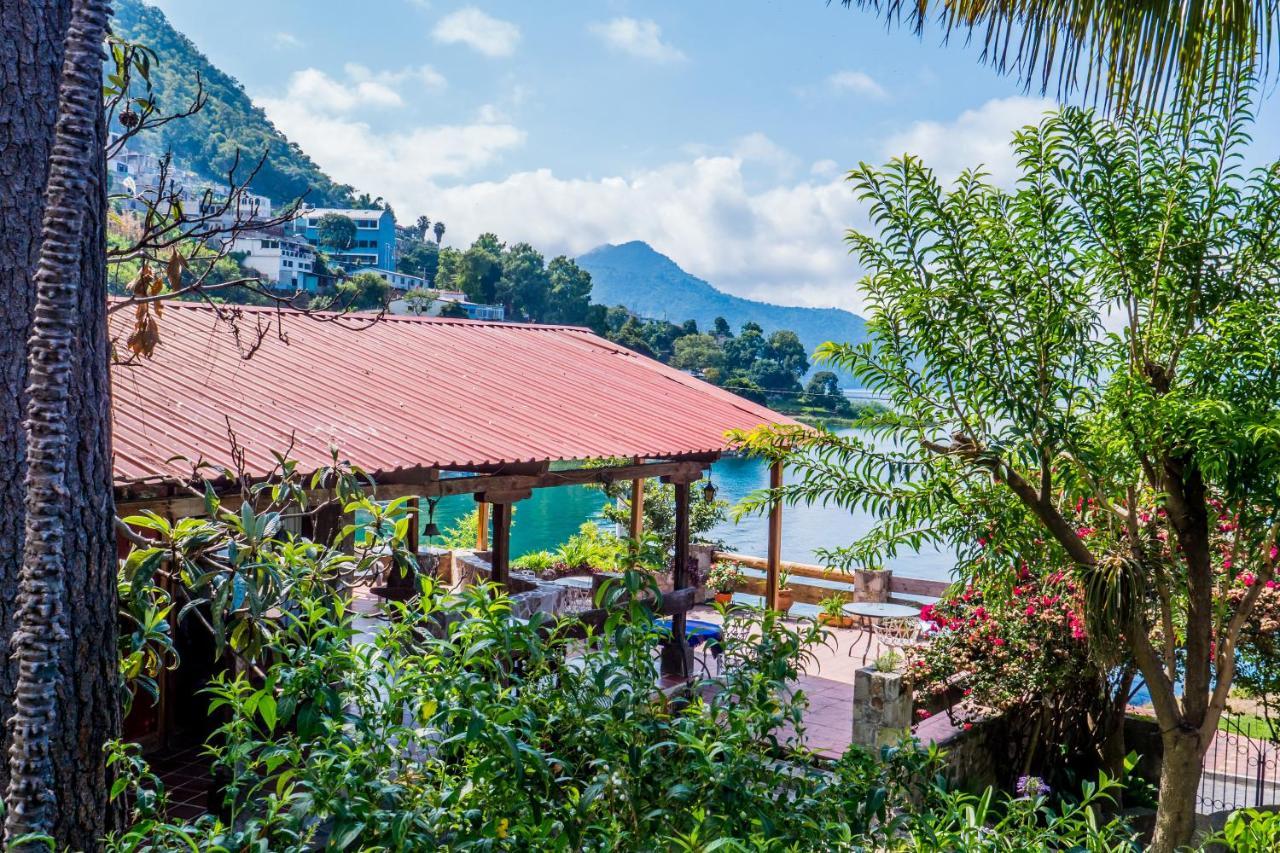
[1224, 558, 1234, 570]
[962, 722, 973, 731]
[916, 709, 932, 720]
[992, 637, 1006, 647]
[1076, 527, 1095, 538]
[1267, 580, 1278, 590]
[1242, 573, 1256, 588]
[1271, 546, 1278, 561]
[1025, 605, 1037, 617]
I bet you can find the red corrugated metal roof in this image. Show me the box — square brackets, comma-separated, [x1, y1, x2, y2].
[109, 302, 799, 489]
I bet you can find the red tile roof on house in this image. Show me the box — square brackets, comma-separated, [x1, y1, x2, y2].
[109, 302, 798, 491]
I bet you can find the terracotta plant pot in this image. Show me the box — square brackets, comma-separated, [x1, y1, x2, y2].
[818, 613, 853, 629]
[714, 591, 734, 605]
[776, 588, 795, 613]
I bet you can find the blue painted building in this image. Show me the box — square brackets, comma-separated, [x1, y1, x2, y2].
[292, 207, 397, 271]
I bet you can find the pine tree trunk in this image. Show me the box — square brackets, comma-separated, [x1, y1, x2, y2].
[1149, 728, 1203, 853]
[0, 0, 119, 847]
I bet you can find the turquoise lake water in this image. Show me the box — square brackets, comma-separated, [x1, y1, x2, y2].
[426, 429, 954, 583]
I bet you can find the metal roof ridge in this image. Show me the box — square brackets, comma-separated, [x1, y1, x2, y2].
[104, 297, 593, 333]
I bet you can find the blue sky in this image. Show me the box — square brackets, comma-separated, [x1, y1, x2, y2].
[149, 0, 1280, 313]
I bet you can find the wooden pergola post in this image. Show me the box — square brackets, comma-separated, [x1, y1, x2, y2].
[490, 501, 512, 586]
[478, 489, 527, 588]
[660, 474, 696, 676]
[406, 497, 420, 554]
[765, 460, 783, 611]
[629, 477, 645, 539]
[476, 501, 490, 551]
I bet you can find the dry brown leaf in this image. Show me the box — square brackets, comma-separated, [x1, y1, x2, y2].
[127, 312, 160, 359]
[165, 250, 185, 291]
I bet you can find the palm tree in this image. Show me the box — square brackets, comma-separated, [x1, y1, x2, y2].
[433, 220, 446, 245]
[5, 0, 111, 848]
[838, 0, 1280, 110]
[416, 215, 431, 240]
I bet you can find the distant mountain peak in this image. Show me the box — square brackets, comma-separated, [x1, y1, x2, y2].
[581, 240, 683, 270]
[576, 242, 868, 380]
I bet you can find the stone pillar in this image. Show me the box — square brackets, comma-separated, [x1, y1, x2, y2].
[853, 568, 892, 603]
[690, 543, 716, 603]
[851, 666, 913, 750]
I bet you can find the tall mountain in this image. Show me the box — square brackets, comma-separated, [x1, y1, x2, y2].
[577, 242, 868, 374]
[111, 0, 352, 206]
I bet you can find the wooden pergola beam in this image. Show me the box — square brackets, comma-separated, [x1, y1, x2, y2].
[115, 459, 713, 518]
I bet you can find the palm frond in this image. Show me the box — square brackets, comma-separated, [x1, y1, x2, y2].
[839, 1, 1278, 112]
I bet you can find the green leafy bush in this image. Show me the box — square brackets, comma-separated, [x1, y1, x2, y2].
[511, 550, 557, 573]
[109, 455, 1141, 851]
[1215, 808, 1280, 851]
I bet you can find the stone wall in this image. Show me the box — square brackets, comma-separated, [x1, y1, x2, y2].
[450, 550, 568, 619]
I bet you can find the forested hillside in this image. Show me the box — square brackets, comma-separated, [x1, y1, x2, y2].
[112, 0, 353, 206]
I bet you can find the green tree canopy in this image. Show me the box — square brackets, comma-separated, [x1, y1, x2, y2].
[723, 375, 768, 406]
[803, 371, 852, 415]
[748, 358, 801, 395]
[545, 255, 594, 325]
[765, 329, 809, 381]
[722, 326, 766, 374]
[671, 333, 725, 374]
[499, 242, 551, 321]
[456, 234, 504, 305]
[316, 213, 356, 251]
[335, 270, 390, 311]
[738, 91, 1280, 852]
[397, 240, 439, 283]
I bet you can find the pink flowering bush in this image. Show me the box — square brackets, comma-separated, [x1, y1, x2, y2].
[911, 555, 1127, 786]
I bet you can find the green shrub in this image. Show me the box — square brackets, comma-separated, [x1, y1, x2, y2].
[108, 457, 1141, 852]
[1216, 809, 1280, 851]
[555, 522, 623, 571]
[512, 550, 556, 573]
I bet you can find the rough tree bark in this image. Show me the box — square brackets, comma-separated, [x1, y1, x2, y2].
[0, 0, 120, 847]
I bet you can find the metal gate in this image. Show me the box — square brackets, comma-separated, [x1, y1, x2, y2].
[1197, 712, 1280, 814]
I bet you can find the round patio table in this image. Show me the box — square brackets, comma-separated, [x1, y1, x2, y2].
[842, 601, 920, 665]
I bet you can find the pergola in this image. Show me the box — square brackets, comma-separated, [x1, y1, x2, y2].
[110, 302, 798, 672]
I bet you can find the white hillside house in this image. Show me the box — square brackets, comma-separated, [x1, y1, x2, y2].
[227, 230, 317, 291]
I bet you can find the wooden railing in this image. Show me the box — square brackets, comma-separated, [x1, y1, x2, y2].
[710, 550, 951, 606]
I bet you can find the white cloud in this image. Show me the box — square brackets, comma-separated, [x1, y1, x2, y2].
[588, 17, 686, 63]
[880, 95, 1054, 185]
[810, 159, 841, 178]
[827, 70, 887, 99]
[272, 32, 301, 49]
[260, 94, 526, 204]
[253, 95, 1053, 315]
[275, 64, 446, 115]
[433, 7, 521, 57]
[427, 158, 869, 312]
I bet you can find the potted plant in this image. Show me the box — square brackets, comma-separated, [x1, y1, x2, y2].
[707, 560, 743, 606]
[775, 567, 796, 614]
[874, 650, 902, 673]
[818, 593, 852, 628]
[853, 562, 892, 603]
